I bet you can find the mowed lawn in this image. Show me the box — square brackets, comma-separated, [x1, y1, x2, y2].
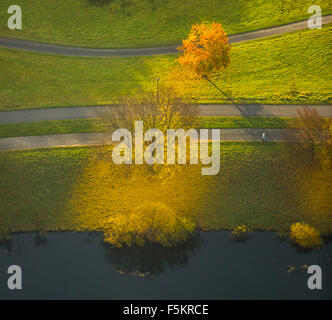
[0, 0, 331, 48]
[0, 119, 107, 138]
[0, 117, 296, 138]
[0, 26, 331, 111]
[1, 144, 331, 235]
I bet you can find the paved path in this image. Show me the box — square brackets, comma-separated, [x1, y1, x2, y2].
[1, 16, 331, 57]
[1, 104, 331, 124]
[0, 129, 287, 151]
[0, 133, 111, 151]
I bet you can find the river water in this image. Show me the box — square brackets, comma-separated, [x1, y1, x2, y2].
[0, 231, 331, 299]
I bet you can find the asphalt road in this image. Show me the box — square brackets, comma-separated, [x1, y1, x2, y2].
[0, 129, 287, 151]
[1, 104, 331, 124]
[1, 15, 331, 57]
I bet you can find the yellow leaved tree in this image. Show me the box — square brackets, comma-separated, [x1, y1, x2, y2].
[290, 222, 322, 249]
[175, 22, 231, 98]
[178, 22, 231, 78]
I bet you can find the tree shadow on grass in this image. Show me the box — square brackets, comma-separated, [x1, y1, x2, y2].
[204, 76, 273, 117]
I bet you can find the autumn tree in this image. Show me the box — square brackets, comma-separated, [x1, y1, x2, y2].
[177, 22, 231, 97]
[320, 117, 332, 170]
[285, 106, 331, 162]
[178, 22, 230, 77]
[295, 107, 327, 155]
[97, 85, 198, 135]
[97, 86, 199, 173]
[103, 202, 195, 247]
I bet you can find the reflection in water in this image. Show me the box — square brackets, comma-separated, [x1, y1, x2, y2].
[102, 233, 203, 277]
[0, 233, 27, 255]
[0, 238, 12, 254]
[0, 231, 331, 299]
[34, 232, 48, 248]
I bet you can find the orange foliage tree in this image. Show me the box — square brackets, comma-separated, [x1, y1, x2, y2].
[177, 22, 231, 78]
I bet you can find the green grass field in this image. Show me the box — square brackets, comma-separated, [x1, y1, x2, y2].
[0, 117, 296, 138]
[0, 119, 106, 138]
[1, 144, 331, 236]
[198, 117, 296, 129]
[0, 26, 331, 111]
[0, 0, 330, 48]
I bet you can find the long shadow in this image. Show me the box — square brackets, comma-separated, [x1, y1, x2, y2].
[204, 76, 272, 117]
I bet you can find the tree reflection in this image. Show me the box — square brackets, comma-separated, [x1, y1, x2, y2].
[102, 233, 203, 277]
[0, 238, 12, 255]
[34, 231, 48, 247]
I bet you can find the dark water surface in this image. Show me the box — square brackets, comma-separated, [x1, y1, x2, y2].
[0, 231, 331, 299]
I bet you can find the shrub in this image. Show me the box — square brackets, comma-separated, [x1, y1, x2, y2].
[290, 222, 322, 248]
[231, 224, 252, 241]
[103, 202, 196, 247]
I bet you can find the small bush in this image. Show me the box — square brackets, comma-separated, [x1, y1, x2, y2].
[231, 224, 252, 241]
[290, 222, 322, 248]
[103, 202, 196, 247]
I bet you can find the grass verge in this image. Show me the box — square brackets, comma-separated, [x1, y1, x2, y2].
[0, 119, 106, 138]
[0, 117, 297, 138]
[1, 26, 331, 111]
[0, 143, 331, 235]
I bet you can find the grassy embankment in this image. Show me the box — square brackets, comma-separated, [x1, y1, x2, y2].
[1, 144, 331, 236]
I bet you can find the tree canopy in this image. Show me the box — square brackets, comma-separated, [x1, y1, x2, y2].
[178, 22, 231, 78]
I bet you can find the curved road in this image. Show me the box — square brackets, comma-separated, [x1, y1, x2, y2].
[1, 15, 331, 57]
